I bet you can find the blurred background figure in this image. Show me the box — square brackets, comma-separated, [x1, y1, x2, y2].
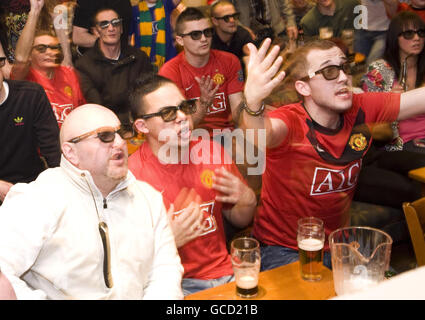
[11, 0, 86, 128]
[354, 0, 390, 66]
[72, 0, 132, 56]
[130, 0, 181, 69]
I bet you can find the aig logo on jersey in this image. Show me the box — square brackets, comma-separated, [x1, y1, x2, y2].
[310, 160, 361, 196]
[199, 201, 217, 236]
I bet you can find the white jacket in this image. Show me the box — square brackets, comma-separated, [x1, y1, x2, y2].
[0, 156, 183, 299]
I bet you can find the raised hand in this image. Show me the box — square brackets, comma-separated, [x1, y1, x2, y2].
[29, 0, 44, 13]
[244, 38, 286, 108]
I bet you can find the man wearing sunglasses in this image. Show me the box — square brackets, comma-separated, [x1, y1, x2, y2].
[11, 0, 86, 128]
[72, 0, 132, 54]
[0, 104, 184, 299]
[210, 1, 254, 61]
[159, 7, 244, 136]
[0, 54, 61, 205]
[75, 8, 153, 128]
[239, 37, 425, 271]
[128, 73, 256, 295]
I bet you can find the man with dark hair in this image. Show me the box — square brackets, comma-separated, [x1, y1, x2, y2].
[75, 8, 153, 127]
[240, 37, 425, 271]
[128, 73, 256, 295]
[72, 0, 132, 53]
[159, 7, 244, 135]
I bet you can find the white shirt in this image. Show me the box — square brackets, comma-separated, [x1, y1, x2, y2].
[0, 156, 183, 299]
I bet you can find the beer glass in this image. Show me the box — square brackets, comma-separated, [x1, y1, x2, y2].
[230, 237, 261, 298]
[297, 217, 325, 281]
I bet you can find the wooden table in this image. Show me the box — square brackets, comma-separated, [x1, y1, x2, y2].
[408, 167, 425, 196]
[185, 261, 336, 300]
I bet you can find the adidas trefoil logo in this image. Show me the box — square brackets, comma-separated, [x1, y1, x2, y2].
[14, 116, 24, 126]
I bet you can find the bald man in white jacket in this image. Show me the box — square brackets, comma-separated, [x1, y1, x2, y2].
[0, 104, 183, 299]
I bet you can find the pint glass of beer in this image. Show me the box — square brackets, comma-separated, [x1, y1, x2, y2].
[297, 217, 325, 281]
[230, 237, 261, 298]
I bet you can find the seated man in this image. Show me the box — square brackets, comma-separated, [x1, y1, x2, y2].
[159, 7, 244, 135]
[72, 0, 133, 54]
[210, 1, 253, 62]
[300, 0, 360, 38]
[75, 8, 153, 126]
[0, 56, 61, 203]
[239, 37, 425, 271]
[128, 73, 257, 295]
[12, 0, 85, 128]
[0, 104, 183, 299]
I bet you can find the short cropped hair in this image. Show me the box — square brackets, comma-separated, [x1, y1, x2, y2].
[284, 40, 338, 81]
[210, 0, 235, 17]
[129, 73, 175, 120]
[175, 7, 209, 35]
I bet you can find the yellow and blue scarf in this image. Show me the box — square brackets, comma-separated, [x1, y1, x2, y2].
[138, 0, 166, 67]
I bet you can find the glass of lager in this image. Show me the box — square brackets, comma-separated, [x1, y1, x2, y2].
[230, 237, 261, 298]
[297, 217, 325, 281]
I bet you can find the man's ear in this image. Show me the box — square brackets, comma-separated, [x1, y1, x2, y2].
[175, 35, 184, 48]
[134, 119, 149, 134]
[61, 142, 80, 167]
[211, 17, 219, 28]
[92, 26, 100, 38]
[294, 79, 311, 97]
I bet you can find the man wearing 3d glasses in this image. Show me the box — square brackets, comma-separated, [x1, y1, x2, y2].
[159, 7, 244, 136]
[0, 104, 184, 299]
[240, 37, 425, 272]
[128, 73, 256, 295]
[10, 0, 86, 128]
[75, 8, 153, 128]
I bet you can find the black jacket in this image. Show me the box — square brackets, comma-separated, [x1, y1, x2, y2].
[0, 80, 61, 184]
[75, 40, 153, 122]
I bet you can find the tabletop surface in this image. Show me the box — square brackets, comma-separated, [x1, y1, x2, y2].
[185, 261, 336, 300]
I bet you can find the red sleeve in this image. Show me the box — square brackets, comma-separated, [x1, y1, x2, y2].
[354, 92, 400, 123]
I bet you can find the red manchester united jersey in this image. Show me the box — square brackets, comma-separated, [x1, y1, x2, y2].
[159, 50, 244, 133]
[25, 66, 86, 128]
[252, 92, 401, 250]
[129, 139, 244, 279]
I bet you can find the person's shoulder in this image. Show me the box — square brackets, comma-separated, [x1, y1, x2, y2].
[159, 52, 183, 74]
[131, 178, 164, 202]
[211, 49, 239, 62]
[6, 79, 44, 94]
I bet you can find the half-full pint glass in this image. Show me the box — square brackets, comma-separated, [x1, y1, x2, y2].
[231, 237, 261, 298]
[297, 217, 325, 281]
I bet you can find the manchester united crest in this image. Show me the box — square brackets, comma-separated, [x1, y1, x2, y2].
[64, 86, 73, 97]
[349, 133, 367, 151]
[213, 73, 225, 86]
[200, 169, 215, 189]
